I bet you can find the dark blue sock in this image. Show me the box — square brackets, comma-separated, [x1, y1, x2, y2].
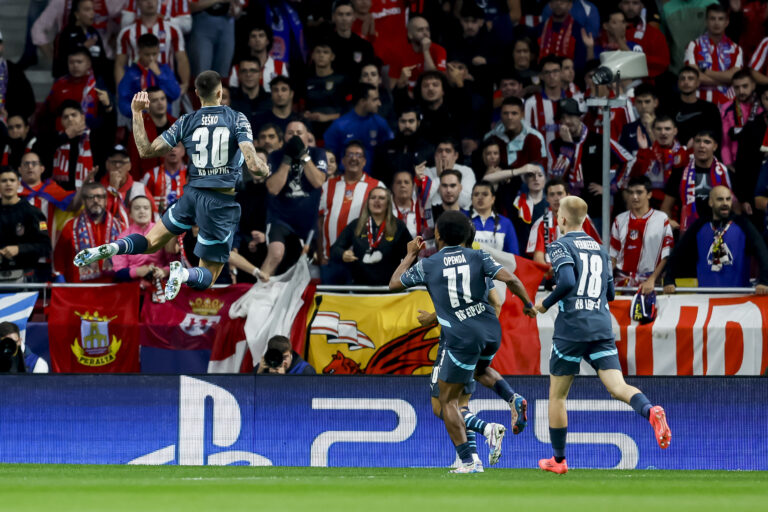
[630, 392, 653, 419]
[114, 234, 148, 255]
[550, 427, 567, 461]
[493, 379, 516, 402]
[460, 407, 488, 434]
[186, 267, 213, 290]
[455, 441, 475, 464]
[466, 430, 477, 453]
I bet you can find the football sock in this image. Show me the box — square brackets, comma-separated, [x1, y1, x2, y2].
[461, 407, 489, 434]
[186, 267, 213, 290]
[493, 379, 516, 402]
[455, 442, 475, 464]
[550, 427, 567, 461]
[111, 234, 148, 255]
[629, 393, 653, 420]
[466, 430, 477, 453]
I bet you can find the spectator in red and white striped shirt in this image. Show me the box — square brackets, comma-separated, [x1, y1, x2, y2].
[748, 34, 768, 86]
[610, 175, 673, 295]
[524, 55, 565, 170]
[683, 4, 744, 105]
[228, 26, 289, 92]
[121, 0, 191, 34]
[114, 0, 190, 95]
[318, 140, 384, 266]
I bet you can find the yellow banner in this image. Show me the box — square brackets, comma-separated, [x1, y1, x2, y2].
[307, 291, 441, 375]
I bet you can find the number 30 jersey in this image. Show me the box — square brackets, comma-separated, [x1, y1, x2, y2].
[400, 246, 503, 332]
[547, 231, 614, 342]
[161, 105, 253, 189]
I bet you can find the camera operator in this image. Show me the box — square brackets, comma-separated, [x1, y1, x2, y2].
[254, 335, 315, 375]
[0, 321, 48, 373]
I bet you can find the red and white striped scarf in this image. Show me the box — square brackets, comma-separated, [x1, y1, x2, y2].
[552, 124, 589, 191]
[513, 192, 533, 223]
[53, 131, 93, 189]
[539, 15, 576, 60]
[1, 137, 36, 166]
[148, 164, 187, 213]
[73, 210, 123, 281]
[679, 156, 730, 232]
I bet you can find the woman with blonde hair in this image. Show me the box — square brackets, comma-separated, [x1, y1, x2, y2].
[330, 187, 412, 285]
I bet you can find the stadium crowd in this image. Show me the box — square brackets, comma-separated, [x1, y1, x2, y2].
[2, 0, 768, 294]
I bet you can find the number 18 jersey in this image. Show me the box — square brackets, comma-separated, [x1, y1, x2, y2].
[161, 105, 253, 189]
[547, 231, 614, 342]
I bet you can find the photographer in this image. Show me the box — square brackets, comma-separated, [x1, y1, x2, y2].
[254, 335, 315, 375]
[0, 321, 47, 373]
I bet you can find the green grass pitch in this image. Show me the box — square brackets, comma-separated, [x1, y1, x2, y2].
[1, 465, 765, 512]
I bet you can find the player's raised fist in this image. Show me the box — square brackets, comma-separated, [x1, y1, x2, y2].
[131, 91, 150, 114]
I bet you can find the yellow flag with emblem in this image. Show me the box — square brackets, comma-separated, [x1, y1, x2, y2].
[307, 291, 441, 374]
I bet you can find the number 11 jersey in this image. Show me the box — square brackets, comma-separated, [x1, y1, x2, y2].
[161, 105, 253, 189]
[546, 231, 614, 342]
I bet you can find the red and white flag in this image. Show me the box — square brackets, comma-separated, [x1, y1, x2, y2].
[48, 283, 141, 372]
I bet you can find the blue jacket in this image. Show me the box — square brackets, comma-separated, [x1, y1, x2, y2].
[323, 109, 393, 174]
[118, 63, 181, 117]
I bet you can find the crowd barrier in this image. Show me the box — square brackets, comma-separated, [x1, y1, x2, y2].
[0, 375, 765, 469]
[3, 283, 768, 375]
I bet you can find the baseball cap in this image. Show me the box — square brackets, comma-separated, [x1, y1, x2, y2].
[630, 290, 657, 324]
[108, 144, 130, 159]
[556, 98, 581, 119]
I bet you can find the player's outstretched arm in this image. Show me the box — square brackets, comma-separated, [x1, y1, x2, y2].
[495, 268, 536, 317]
[535, 264, 576, 313]
[389, 236, 425, 291]
[132, 91, 173, 159]
[239, 141, 269, 181]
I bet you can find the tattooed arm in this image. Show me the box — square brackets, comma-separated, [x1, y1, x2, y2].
[238, 141, 270, 181]
[131, 91, 173, 159]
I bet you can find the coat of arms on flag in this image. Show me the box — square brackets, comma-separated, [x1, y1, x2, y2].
[71, 311, 122, 367]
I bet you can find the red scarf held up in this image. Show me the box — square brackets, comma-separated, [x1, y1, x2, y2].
[53, 130, 93, 189]
[539, 15, 576, 60]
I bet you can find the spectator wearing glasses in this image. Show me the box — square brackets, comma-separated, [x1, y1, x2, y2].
[229, 57, 271, 126]
[17, 152, 76, 241]
[99, 145, 147, 226]
[55, 181, 125, 283]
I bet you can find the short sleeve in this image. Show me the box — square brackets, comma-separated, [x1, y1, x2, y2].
[479, 250, 503, 279]
[400, 260, 426, 288]
[547, 240, 574, 273]
[312, 147, 328, 173]
[161, 115, 185, 148]
[235, 112, 253, 144]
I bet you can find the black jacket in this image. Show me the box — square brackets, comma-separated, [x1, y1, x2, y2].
[330, 217, 412, 286]
[4, 60, 36, 121]
[0, 199, 50, 275]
